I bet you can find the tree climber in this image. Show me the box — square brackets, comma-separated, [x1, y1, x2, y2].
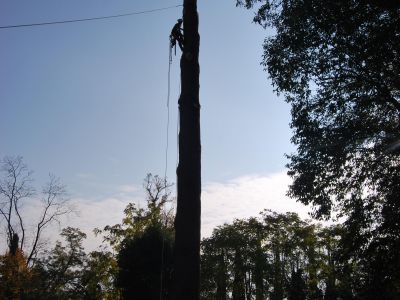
[170, 19, 184, 53]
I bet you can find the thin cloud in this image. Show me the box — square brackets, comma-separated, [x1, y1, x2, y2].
[2, 172, 311, 252]
[118, 184, 140, 194]
[202, 172, 311, 237]
[67, 197, 135, 250]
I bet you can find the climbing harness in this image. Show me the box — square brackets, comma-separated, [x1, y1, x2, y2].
[170, 18, 184, 55]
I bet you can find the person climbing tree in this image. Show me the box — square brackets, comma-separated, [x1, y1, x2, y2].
[170, 19, 184, 52]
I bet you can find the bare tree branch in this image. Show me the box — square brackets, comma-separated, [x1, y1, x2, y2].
[0, 156, 72, 267]
[27, 174, 72, 265]
[0, 156, 33, 252]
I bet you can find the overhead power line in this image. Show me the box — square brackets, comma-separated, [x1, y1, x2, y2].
[0, 4, 182, 30]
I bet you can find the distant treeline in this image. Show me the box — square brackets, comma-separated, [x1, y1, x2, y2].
[0, 174, 386, 299]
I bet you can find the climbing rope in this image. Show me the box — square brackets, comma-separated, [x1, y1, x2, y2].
[160, 38, 173, 300]
[164, 40, 172, 183]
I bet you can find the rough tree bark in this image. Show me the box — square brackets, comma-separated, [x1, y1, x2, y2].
[173, 0, 201, 299]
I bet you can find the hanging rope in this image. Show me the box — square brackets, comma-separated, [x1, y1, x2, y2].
[160, 38, 173, 300]
[164, 41, 172, 183]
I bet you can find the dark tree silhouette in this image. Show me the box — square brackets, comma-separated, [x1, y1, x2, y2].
[0, 156, 71, 266]
[200, 212, 352, 299]
[173, 0, 201, 299]
[117, 226, 174, 300]
[236, 1, 400, 297]
[288, 269, 306, 300]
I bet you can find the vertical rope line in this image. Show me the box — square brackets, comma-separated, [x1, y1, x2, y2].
[165, 42, 172, 183]
[160, 39, 173, 300]
[176, 85, 180, 205]
[176, 79, 180, 170]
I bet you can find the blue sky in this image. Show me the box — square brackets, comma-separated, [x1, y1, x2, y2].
[1, 1, 303, 247]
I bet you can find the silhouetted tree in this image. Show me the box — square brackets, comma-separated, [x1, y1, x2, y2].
[0, 156, 72, 266]
[236, 1, 400, 297]
[96, 174, 174, 300]
[200, 211, 354, 299]
[116, 225, 174, 300]
[0, 239, 32, 300]
[288, 269, 306, 300]
[81, 250, 120, 300]
[30, 227, 87, 300]
[96, 174, 174, 250]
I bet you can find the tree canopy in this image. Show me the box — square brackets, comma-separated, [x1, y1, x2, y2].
[96, 174, 175, 299]
[236, 0, 400, 297]
[1, 169, 380, 299]
[201, 211, 350, 300]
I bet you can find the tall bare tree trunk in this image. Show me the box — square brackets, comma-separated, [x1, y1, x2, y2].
[173, 0, 201, 299]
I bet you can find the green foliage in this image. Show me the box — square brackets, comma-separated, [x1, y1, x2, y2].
[201, 211, 351, 300]
[236, 0, 400, 297]
[116, 225, 174, 300]
[0, 173, 171, 299]
[288, 269, 306, 300]
[25, 174, 173, 300]
[95, 174, 174, 251]
[26, 227, 120, 300]
[95, 174, 174, 300]
[31, 227, 88, 299]
[82, 250, 120, 300]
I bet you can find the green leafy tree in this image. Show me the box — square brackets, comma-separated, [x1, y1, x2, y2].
[96, 174, 174, 250]
[201, 219, 265, 300]
[201, 211, 355, 299]
[96, 174, 174, 300]
[317, 225, 355, 300]
[49, 227, 86, 298]
[288, 269, 306, 300]
[200, 236, 227, 300]
[82, 250, 120, 300]
[116, 226, 174, 300]
[31, 230, 120, 300]
[236, 1, 400, 297]
[30, 227, 87, 300]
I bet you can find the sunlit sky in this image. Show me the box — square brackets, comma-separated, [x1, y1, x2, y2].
[1, 0, 311, 249]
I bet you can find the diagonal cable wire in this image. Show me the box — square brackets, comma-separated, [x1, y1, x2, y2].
[0, 4, 182, 29]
